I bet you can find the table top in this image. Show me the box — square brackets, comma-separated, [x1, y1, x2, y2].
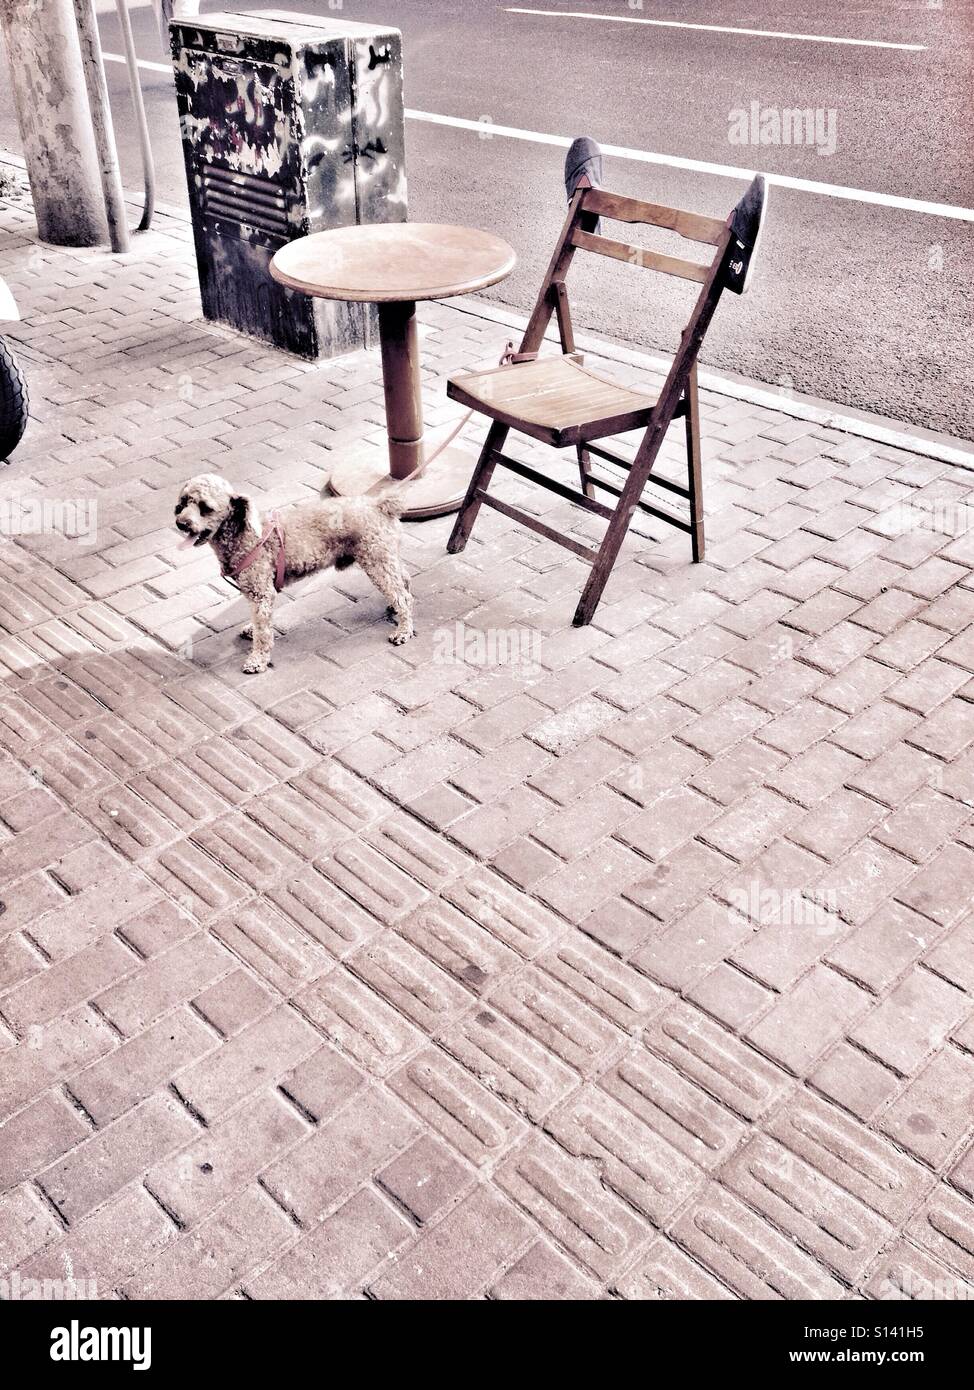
[269, 223, 517, 303]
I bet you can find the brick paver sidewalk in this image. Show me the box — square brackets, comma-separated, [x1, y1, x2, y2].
[2, 174, 974, 1301]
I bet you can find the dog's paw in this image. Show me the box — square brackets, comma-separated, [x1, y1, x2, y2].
[388, 628, 414, 646]
[238, 625, 253, 641]
[242, 655, 270, 674]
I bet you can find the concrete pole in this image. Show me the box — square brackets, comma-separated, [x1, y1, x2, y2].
[73, 0, 130, 252]
[0, 0, 108, 246]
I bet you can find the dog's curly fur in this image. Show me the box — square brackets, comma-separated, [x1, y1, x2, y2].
[175, 473, 414, 673]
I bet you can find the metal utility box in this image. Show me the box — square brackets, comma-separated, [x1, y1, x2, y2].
[170, 9, 407, 359]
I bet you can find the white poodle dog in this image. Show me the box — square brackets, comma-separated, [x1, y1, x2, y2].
[175, 473, 414, 673]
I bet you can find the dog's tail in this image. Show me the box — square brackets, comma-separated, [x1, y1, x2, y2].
[371, 486, 408, 519]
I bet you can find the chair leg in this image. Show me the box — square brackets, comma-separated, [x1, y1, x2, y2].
[685, 362, 705, 563]
[573, 426, 667, 626]
[446, 422, 509, 554]
[577, 443, 595, 500]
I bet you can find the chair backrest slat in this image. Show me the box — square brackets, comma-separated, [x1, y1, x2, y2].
[582, 188, 726, 245]
[570, 228, 711, 284]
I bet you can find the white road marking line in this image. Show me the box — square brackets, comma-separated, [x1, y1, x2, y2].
[407, 110, 974, 223]
[103, 54, 973, 222]
[505, 7, 928, 52]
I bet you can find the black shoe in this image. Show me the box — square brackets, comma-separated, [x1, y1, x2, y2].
[565, 136, 603, 233]
[725, 174, 768, 294]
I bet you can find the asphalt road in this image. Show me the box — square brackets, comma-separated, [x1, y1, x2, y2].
[2, 1, 973, 437]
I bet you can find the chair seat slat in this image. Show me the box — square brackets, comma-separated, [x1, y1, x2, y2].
[448, 353, 657, 445]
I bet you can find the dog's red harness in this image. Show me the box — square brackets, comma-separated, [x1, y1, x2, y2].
[226, 510, 286, 592]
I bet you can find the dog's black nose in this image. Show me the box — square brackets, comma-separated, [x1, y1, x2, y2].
[175, 519, 190, 533]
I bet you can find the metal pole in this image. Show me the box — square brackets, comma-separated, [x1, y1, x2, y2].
[115, 0, 155, 230]
[0, 0, 107, 246]
[72, 0, 131, 253]
[153, 0, 200, 58]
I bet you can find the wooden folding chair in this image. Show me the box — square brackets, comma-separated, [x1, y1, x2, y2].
[446, 176, 767, 626]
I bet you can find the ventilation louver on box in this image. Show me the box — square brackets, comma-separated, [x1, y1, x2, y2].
[200, 166, 291, 244]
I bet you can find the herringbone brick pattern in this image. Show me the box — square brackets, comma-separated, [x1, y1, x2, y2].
[2, 176, 974, 1300]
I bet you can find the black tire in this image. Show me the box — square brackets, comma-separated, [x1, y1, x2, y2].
[0, 335, 28, 460]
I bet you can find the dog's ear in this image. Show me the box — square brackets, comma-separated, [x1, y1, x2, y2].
[229, 495, 252, 530]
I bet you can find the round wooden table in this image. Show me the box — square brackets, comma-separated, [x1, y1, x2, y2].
[270, 223, 517, 519]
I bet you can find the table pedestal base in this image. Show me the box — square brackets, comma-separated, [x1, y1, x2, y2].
[327, 438, 480, 520]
